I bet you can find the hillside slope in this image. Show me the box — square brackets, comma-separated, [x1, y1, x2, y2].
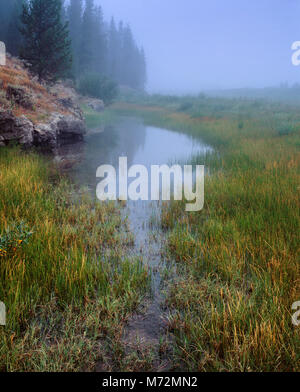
[0, 54, 86, 151]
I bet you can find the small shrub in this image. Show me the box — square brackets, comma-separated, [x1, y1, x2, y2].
[238, 120, 244, 129]
[77, 73, 119, 105]
[0, 90, 9, 109]
[0, 221, 33, 258]
[6, 84, 34, 110]
[278, 123, 294, 136]
[178, 101, 193, 112]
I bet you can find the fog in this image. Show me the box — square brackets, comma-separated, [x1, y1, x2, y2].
[97, 0, 300, 93]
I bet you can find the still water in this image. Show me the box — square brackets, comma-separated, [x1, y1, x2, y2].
[59, 116, 212, 363]
[61, 116, 212, 188]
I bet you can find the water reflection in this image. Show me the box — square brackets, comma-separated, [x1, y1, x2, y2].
[63, 116, 212, 190]
[60, 116, 213, 360]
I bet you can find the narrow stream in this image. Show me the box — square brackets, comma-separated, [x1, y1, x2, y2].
[57, 116, 212, 369]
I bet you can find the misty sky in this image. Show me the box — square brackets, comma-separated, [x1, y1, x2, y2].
[97, 0, 300, 93]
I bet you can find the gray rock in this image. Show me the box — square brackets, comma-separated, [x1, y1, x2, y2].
[0, 110, 86, 150]
[86, 98, 105, 112]
[34, 122, 58, 149]
[56, 114, 86, 138]
[34, 113, 86, 149]
[15, 116, 34, 145]
[0, 111, 34, 146]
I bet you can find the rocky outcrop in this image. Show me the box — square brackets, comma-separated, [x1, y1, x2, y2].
[34, 113, 86, 149]
[0, 54, 87, 151]
[0, 111, 34, 147]
[0, 110, 86, 150]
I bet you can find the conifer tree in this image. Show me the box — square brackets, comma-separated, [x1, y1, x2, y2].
[121, 25, 136, 87]
[0, 0, 15, 44]
[6, 0, 24, 56]
[60, 0, 67, 24]
[80, 0, 95, 72]
[20, 0, 72, 82]
[93, 5, 107, 75]
[68, 0, 83, 76]
[10, 0, 148, 90]
[107, 17, 118, 80]
[115, 21, 124, 84]
[139, 47, 147, 90]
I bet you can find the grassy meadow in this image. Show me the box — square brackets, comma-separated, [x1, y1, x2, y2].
[112, 95, 300, 371]
[0, 93, 299, 372]
[0, 147, 149, 371]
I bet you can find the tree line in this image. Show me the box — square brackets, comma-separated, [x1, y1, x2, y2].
[0, 0, 147, 92]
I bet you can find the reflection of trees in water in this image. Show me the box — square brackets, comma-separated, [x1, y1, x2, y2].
[112, 117, 146, 167]
[71, 117, 146, 187]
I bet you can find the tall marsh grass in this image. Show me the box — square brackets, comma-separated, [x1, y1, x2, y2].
[113, 99, 300, 371]
[0, 147, 149, 371]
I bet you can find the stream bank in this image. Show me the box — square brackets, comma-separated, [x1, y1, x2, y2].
[64, 110, 212, 370]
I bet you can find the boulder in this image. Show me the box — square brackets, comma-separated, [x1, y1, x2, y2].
[56, 114, 86, 139]
[16, 116, 35, 145]
[34, 122, 57, 149]
[0, 110, 34, 147]
[86, 98, 105, 112]
[34, 113, 86, 149]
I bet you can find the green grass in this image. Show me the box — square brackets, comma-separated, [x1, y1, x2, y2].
[0, 147, 150, 371]
[112, 97, 300, 371]
[1, 95, 299, 372]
